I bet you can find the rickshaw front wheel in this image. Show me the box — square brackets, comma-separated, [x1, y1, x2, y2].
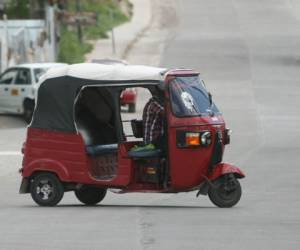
[208, 175, 242, 208]
[75, 187, 107, 205]
[30, 172, 64, 206]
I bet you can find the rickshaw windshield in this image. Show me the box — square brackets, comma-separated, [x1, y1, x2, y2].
[169, 76, 220, 117]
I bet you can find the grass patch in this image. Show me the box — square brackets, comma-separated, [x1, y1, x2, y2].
[57, 28, 93, 64]
[58, 0, 131, 63]
[5, 0, 30, 19]
[68, 0, 130, 39]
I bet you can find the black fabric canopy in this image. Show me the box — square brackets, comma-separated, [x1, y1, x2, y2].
[30, 75, 160, 132]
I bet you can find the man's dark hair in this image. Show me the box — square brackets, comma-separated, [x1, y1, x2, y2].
[149, 87, 164, 100]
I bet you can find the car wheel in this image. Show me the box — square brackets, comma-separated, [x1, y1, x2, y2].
[128, 103, 136, 113]
[23, 100, 34, 124]
[75, 187, 107, 205]
[208, 175, 242, 208]
[30, 173, 64, 206]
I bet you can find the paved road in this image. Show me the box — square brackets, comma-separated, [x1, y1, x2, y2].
[161, 0, 300, 249]
[0, 0, 300, 249]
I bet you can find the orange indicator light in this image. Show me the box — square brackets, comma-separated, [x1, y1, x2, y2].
[186, 132, 200, 146]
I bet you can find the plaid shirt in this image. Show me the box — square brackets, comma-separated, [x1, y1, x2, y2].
[143, 97, 164, 145]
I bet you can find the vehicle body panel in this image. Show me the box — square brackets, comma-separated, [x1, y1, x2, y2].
[8, 67, 33, 113]
[19, 64, 245, 203]
[0, 63, 66, 115]
[0, 68, 18, 112]
[167, 114, 226, 190]
[22, 128, 134, 187]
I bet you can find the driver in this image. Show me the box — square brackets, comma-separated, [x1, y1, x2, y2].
[142, 88, 165, 149]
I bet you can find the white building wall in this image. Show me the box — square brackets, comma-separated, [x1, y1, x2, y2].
[0, 19, 53, 73]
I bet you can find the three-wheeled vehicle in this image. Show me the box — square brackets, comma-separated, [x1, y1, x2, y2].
[19, 63, 245, 207]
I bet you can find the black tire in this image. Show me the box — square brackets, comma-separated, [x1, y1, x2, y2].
[75, 187, 107, 205]
[23, 100, 34, 124]
[30, 173, 64, 206]
[208, 176, 242, 208]
[128, 103, 136, 113]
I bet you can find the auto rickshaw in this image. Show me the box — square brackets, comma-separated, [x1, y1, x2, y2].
[19, 63, 245, 207]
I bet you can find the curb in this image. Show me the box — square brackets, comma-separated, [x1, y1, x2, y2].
[85, 0, 153, 62]
[122, 0, 154, 60]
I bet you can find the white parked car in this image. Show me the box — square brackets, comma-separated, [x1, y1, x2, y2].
[0, 63, 67, 123]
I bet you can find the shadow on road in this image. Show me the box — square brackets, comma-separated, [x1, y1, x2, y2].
[0, 114, 27, 129]
[99, 204, 217, 209]
[20, 204, 220, 209]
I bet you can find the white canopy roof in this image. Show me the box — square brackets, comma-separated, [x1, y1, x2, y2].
[39, 63, 167, 84]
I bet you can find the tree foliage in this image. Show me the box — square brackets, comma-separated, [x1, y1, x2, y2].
[5, 0, 30, 19]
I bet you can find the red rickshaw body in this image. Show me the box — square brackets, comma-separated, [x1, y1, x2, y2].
[19, 63, 245, 207]
[22, 128, 135, 187]
[167, 115, 225, 190]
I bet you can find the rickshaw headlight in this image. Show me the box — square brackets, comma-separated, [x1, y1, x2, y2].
[186, 132, 200, 146]
[201, 131, 212, 146]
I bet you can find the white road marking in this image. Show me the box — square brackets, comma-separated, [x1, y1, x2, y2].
[0, 151, 22, 156]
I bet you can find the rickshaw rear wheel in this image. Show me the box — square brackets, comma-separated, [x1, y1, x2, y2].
[75, 187, 107, 205]
[30, 172, 64, 206]
[208, 175, 242, 208]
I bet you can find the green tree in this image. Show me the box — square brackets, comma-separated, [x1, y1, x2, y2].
[6, 0, 30, 19]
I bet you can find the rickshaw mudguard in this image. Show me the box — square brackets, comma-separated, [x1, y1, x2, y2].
[197, 163, 245, 196]
[208, 163, 245, 181]
[23, 159, 70, 181]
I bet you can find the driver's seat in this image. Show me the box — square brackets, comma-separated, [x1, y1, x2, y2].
[128, 149, 161, 158]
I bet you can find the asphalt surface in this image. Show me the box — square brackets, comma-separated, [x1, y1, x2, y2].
[162, 0, 300, 249]
[0, 0, 300, 249]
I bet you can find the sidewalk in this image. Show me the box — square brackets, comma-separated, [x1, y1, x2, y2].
[86, 0, 179, 67]
[126, 0, 179, 66]
[85, 0, 152, 62]
[85, 0, 179, 118]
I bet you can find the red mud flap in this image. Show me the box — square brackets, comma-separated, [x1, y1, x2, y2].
[208, 163, 245, 182]
[197, 163, 245, 196]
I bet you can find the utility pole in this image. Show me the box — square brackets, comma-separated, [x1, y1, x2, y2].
[110, 9, 116, 55]
[29, 0, 35, 18]
[76, 0, 83, 44]
[46, 4, 56, 62]
[1, 14, 8, 71]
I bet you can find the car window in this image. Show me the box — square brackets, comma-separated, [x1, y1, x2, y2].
[15, 68, 32, 85]
[34, 68, 48, 83]
[0, 69, 18, 85]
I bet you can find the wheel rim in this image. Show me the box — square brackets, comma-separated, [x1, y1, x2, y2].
[217, 184, 237, 201]
[36, 179, 54, 201]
